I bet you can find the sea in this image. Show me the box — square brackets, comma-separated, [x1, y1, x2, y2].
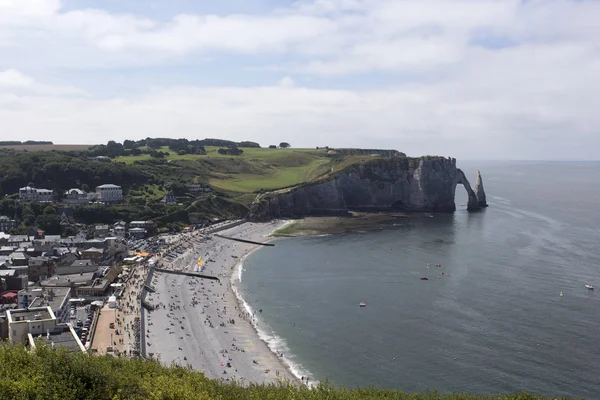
[238, 161, 600, 398]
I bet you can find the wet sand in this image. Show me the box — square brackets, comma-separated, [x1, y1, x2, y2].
[144, 221, 300, 385]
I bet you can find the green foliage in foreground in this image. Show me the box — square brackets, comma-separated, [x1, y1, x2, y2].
[0, 344, 563, 400]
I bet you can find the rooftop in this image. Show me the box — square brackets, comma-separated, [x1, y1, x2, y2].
[42, 272, 96, 286]
[29, 287, 71, 312]
[8, 307, 53, 323]
[96, 184, 121, 189]
[34, 327, 84, 353]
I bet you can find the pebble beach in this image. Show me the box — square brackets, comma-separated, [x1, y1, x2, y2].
[143, 221, 301, 386]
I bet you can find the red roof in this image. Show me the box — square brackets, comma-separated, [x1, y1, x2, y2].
[1, 292, 17, 299]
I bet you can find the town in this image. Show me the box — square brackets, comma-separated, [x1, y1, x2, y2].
[0, 183, 223, 357]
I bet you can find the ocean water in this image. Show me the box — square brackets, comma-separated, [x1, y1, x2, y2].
[239, 161, 600, 397]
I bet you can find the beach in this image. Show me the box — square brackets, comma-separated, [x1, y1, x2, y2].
[143, 221, 301, 386]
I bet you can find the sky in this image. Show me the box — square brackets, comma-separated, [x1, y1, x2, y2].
[0, 0, 599, 160]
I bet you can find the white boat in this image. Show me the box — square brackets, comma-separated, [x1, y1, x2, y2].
[359, 302, 367, 307]
[585, 284, 594, 290]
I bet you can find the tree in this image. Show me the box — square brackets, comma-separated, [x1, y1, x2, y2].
[279, 142, 291, 148]
[43, 205, 56, 216]
[123, 139, 135, 149]
[268, 145, 277, 149]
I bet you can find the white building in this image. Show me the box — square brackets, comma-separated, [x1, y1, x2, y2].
[6, 306, 85, 352]
[19, 186, 53, 202]
[6, 306, 57, 344]
[95, 184, 123, 204]
[63, 188, 89, 206]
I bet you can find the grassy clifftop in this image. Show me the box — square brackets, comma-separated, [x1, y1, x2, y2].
[0, 344, 556, 400]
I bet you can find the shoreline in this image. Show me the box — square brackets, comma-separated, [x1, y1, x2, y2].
[144, 221, 305, 386]
[229, 229, 316, 387]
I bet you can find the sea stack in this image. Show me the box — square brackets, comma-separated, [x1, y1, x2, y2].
[474, 170, 488, 207]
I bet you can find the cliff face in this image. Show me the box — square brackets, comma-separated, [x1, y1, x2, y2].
[249, 157, 486, 220]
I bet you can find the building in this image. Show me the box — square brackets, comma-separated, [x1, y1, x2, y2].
[129, 220, 156, 235]
[95, 225, 109, 238]
[81, 247, 104, 263]
[113, 224, 126, 238]
[42, 265, 122, 299]
[10, 252, 29, 266]
[6, 306, 85, 352]
[186, 184, 203, 194]
[95, 184, 123, 204]
[128, 227, 146, 239]
[8, 235, 30, 245]
[27, 256, 55, 282]
[161, 191, 177, 205]
[28, 287, 71, 323]
[19, 186, 53, 202]
[6, 306, 56, 344]
[63, 188, 89, 206]
[27, 227, 45, 240]
[0, 270, 28, 291]
[0, 216, 17, 232]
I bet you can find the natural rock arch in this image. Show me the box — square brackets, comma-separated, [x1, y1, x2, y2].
[455, 169, 480, 211]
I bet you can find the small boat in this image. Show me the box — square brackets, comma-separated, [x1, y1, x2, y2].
[359, 302, 367, 307]
[585, 284, 594, 290]
[420, 277, 429, 281]
[435, 264, 441, 267]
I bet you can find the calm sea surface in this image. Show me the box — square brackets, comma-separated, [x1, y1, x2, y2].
[240, 161, 600, 398]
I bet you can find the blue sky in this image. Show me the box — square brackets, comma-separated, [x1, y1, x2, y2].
[0, 0, 599, 159]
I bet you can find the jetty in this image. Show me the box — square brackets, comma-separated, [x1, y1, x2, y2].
[213, 234, 275, 246]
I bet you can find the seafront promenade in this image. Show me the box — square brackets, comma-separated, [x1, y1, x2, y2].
[141, 221, 300, 385]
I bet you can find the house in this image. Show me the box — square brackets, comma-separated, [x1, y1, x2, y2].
[94, 225, 109, 238]
[27, 256, 55, 282]
[8, 235, 30, 245]
[0, 216, 17, 232]
[161, 191, 177, 205]
[186, 184, 203, 194]
[63, 188, 89, 206]
[0, 269, 28, 291]
[10, 252, 29, 266]
[81, 247, 104, 263]
[0, 246, 16, 256]
[19, 186, 53, 202]
[95, 184, 123, 204]
[27, 227, 45, 240]
[113, 224, 126, 237]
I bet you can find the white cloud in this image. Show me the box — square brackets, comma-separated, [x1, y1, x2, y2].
[0, 69, 34, 87]
[278, 76, 296, 88]
[0, 0, 598, 159]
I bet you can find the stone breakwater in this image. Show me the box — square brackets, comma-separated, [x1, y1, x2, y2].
[250, 156, 487, 220]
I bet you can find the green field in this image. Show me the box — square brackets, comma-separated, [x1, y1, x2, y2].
[209, 158, 330, 192]
[115, 146, 340, 194]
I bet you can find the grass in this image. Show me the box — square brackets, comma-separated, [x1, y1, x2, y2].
[0, 344, 561, 400]
[115, 146, 337, 195]
[209, 158, 330, 192]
